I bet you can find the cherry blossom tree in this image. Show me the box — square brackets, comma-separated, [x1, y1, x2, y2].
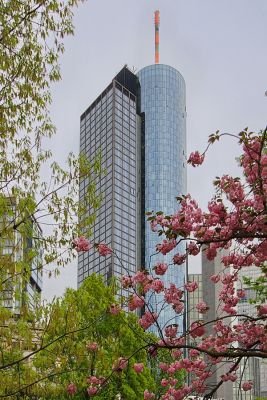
[73, 128, 266, 399]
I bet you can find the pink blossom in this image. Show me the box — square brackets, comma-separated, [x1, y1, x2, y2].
[155, 214, 169, 226]
[188, 151, 205, 167]
[261, 154, 267, 166]
[208, 201, 226, 220]
[221, 273, 236, 285]
[190, 321, 206, 338]
[144, 389, 155, 399]
[97, 243, 112, 256]
[172, 349, 183, 358]
[133, 363, 144, 373]
[164, 284, 183, 306]
[87, 386, 98, 396]
[165, 325, 178, 338]
[128, 294, 145, 311]
[206, 245, 217, 260]
[150, 220, 157, 232]
[158, 339, 171, 347]
[169, 378, 178, 386]
[210, 274, 220, 283]
[67, 383, 77, 395]
[154, 262, 168, 275]
[87, 376, 99, 385]
[242, 381, 253, 391]
[156, 239, 177, 255]
[139, 312, 158, 330]
[187, 241, 200, 255]
[109, 304, 121, 314]
[258, 304, 267, 315]
[133, 270, 149, 284]
[159, 362, 169, 372]
[121, 275, 134, 288]
[173, 301, 184, 314]
[221, 373, 237, 382]
[148, 346, 158, 358]
[161, 378, 169, 387]
[112, 357, 128, 372]
[72, 236, 91, 252]
[223, 304, 237, 315]
[168, 365, 177, 374]
[196, 301, 209, 314]
[189, 349, 200, 357]
[87, 342, 98, 351]
[173, 253, 186, 265]
[185, 281, 198, 292]
[151, 278, 164, 293]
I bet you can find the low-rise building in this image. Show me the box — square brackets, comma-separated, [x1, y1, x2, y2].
[0, 197, 43, 313]
[234, 265, 266, 399]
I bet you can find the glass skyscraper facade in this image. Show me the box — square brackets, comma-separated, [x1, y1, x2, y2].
[137, 64, 187, 332]
[78, 67, 142, 286]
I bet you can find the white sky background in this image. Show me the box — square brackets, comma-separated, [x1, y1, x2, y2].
[43, 0, 267, 301]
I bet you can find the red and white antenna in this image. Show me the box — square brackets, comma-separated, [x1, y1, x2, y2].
[154, 10, 160, 64]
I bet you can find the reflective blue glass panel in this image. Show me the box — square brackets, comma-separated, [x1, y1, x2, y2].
[138, 64, 187, 333]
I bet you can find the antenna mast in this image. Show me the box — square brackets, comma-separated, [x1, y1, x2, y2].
[154, 10, 160, 64]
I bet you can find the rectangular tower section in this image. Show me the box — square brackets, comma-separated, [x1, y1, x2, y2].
[78, 67, 142, 286]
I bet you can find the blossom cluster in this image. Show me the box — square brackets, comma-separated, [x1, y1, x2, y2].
[72, 237, 112, 257]
[120, 133, 267, 398]
[69, 132, 267, 399]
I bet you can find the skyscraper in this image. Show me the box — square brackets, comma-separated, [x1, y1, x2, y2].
[137, 63, 186, 331]
[78, 12, 187, 332]
[78, 67, 143, 286]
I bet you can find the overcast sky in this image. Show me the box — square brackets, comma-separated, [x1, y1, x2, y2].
[43, 0, 267, 301]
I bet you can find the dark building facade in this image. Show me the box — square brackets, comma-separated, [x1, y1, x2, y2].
[78, 67, 143, 286]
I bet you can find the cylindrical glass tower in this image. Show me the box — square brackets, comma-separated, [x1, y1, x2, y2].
[137, 64, 187, 333]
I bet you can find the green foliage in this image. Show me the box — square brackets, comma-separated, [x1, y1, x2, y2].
[0, 275, 172, 399]
[0, 0, 84, 142]
[0, 0, 102, 310]
[0, 2, 107, 397]
[33, 275, 156, 399]
[243, 266, 267, 304]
